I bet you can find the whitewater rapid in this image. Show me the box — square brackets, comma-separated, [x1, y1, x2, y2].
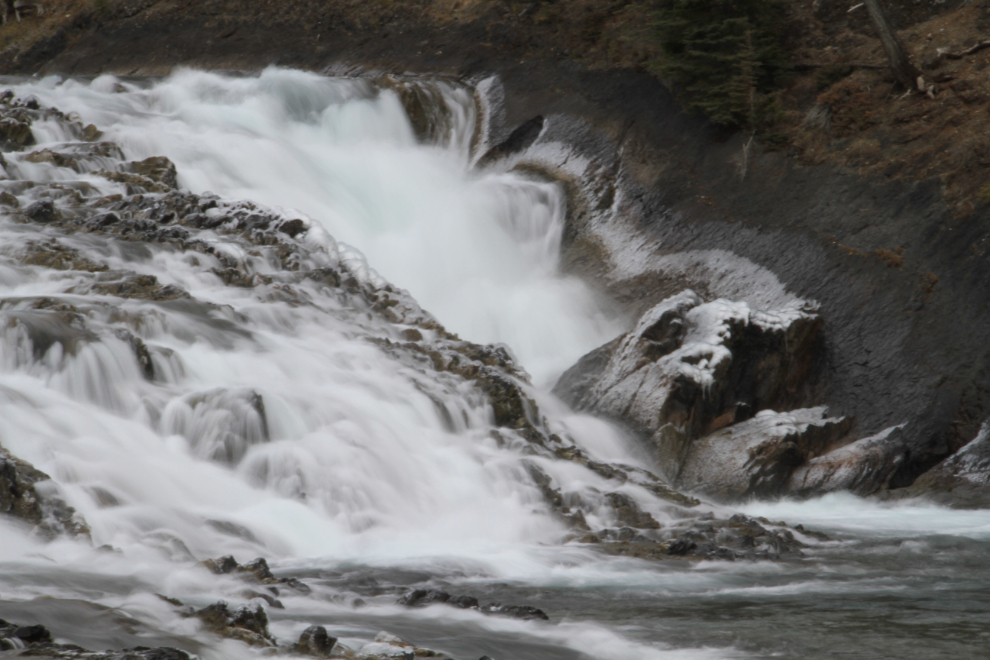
[0, 68, 988, 660]
[20, 69, 622, 387]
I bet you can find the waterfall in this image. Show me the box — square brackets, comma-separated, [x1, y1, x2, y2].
[1, 67, 988, 660]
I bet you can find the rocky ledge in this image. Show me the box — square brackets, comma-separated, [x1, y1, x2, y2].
[555, 289, 914, 503]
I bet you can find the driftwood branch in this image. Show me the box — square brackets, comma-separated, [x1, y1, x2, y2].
[936, 40, 990, 61]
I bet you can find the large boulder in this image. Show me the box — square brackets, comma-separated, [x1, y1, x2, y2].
[555, 290, 823, 441]
[788, 424, 909, 496]
[554, 290, 911, 502]
[664, 408, 851, 501]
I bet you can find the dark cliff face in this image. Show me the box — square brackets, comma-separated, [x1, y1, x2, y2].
[3, 0, 990, 501]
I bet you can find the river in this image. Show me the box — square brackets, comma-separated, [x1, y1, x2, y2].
[0, 68, 987, 660]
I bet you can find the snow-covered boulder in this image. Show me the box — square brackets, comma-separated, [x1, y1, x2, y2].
[555, 290, 910, 501]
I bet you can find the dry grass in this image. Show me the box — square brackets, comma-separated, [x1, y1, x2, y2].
[779, 2, 990, 217]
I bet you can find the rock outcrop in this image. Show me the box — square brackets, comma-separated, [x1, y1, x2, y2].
[555, 291, 911, 502]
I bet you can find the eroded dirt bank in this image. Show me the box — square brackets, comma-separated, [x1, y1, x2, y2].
[2, 0, 990, 501]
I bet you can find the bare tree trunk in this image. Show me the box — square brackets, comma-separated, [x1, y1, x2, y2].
[864, 0, 923, 90]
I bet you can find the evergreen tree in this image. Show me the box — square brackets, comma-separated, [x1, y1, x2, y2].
[646, 0, 788, 127]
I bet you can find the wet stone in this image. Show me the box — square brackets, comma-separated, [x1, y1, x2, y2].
[397, 588, 545, 619]
[23, 200, 61, 223]
[479, 603, 549, 621]
[132, 156, 178, 190]
[0, 117, 35, 150]
[294, 625, 337, 658]
[191, 601, 275, 647]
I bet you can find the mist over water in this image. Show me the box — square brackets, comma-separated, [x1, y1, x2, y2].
[0, 68, 988, 660]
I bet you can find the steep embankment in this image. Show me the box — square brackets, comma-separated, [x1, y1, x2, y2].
[2, 0, 990, 503]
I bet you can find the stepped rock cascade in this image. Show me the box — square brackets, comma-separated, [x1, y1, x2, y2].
[0, 68, 987, 660]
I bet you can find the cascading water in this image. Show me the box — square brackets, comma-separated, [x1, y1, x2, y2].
[0, 68, 988, 660]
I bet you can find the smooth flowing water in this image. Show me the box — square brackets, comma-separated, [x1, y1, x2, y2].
[0, 69, 987, 660]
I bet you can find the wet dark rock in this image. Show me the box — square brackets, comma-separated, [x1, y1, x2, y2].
[81, 272, 190, 302]
[12, 624, 52, 644]
[479, 603, 549, 621]
[192, 601, 275, 647]
[398, 588, 545, 619]
[24, 142, 125, 172]
[23, 200, 61, 223]
[0, 117, 35, 150]
[397, 588, 451, 607]
[666, 538, 696, 556]
[114, 329, 155, 380]
[376, 77, 457, 145]
[201, 555, 313, 594]
[476, 115, 545, 167]
[278, 218, 307, 237]
[203, 554, 239, 575]
[239, 557, 276, 581]
[294, 625, 336, 658]
[449, 594, 480, 609]
[98, 170, 171, 195]
[604, 492, 661, 529]
[131, 156, 178, 190]
[0, 443, 89, 539]
[81, 124, 102, 142]
[556, 291, 823, 441]
[0, 618, 191, 660]
[595, 512, 805, 562]
[17, 240, 108, 272]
